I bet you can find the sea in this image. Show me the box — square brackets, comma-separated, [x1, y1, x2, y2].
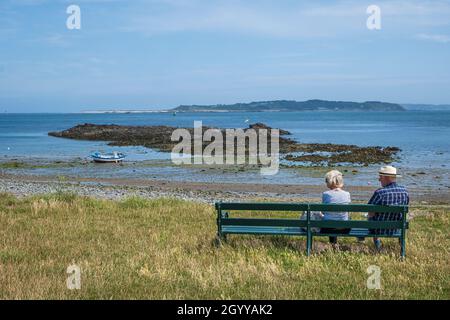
[1, 111, 449, 188]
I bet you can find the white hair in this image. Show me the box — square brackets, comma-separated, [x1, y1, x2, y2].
[325, 170, 344, 188]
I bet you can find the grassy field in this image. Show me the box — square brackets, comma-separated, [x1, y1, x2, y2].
[0, 192, 448, 299]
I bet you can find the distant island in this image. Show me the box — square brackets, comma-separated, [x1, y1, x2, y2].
[81, 99, 408, 114]
[172, 99, 406, 112]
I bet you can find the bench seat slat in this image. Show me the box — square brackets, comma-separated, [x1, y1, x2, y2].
[222, 227, 401, 238]
[221, 218, 307, 227]
[222, 226, 306, 236]
[316, 228, 401, 238]
[310, 220, 404, 229]
[221, 218, 406, 229]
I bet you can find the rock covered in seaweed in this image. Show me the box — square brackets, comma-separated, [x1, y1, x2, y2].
[48, 122, 400, 166]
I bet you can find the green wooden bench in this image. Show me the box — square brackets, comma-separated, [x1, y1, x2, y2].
[215, 202, 409, 258]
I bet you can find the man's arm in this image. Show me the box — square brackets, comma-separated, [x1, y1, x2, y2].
[367, 191, 381, 218]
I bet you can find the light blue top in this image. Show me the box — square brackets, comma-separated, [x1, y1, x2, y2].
[322, 189, 351, 221]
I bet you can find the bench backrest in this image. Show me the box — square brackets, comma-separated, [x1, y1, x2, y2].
[216, 202, 409, 230]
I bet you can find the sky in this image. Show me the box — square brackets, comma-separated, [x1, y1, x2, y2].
[0, 0, 450, 112]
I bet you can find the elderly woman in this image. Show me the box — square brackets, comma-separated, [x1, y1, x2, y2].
[321, 170, 351, 244]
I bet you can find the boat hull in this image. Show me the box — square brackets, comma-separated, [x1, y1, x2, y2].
[91, 152, 126, 163]
[92, 158, 124, 163]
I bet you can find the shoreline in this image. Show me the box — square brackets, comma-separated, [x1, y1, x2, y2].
[1, 172, 448, 205]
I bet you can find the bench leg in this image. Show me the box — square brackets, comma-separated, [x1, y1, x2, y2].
[400, 235, 406, 259]
[306, 234, 312, 256]
[214, 233, 227, 247]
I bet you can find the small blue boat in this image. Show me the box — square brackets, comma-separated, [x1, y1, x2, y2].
[91, 151, 126, 163]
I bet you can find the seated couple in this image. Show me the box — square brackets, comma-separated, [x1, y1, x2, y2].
[320, 165, 409, 250]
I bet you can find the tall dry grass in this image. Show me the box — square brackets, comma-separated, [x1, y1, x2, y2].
[0, 192, 448, 299]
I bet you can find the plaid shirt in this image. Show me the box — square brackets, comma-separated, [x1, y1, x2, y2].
[368, 182, 409, 235]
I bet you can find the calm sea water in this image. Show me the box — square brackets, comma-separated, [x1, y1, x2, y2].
[1, 111, 449, 188]
[1, 111, 449, 168]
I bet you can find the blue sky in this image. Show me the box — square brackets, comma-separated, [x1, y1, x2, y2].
[1, 0, 450, 112]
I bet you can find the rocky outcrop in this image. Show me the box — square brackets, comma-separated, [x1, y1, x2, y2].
[49, 123, 400, 166]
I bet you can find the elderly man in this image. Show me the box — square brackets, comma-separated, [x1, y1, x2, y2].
[366, 165, 409, 250]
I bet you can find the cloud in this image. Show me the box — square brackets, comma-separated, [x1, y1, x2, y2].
[119, 1, 368, 38]
[4, 0, 450, 39]
[40, 34, 70, 46]
[113, 0, 450, 40]
[6, 0, 124, 4]
[416, 33, 450, 43]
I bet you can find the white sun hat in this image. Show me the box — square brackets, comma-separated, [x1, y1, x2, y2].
[379, 165, 402, 177]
